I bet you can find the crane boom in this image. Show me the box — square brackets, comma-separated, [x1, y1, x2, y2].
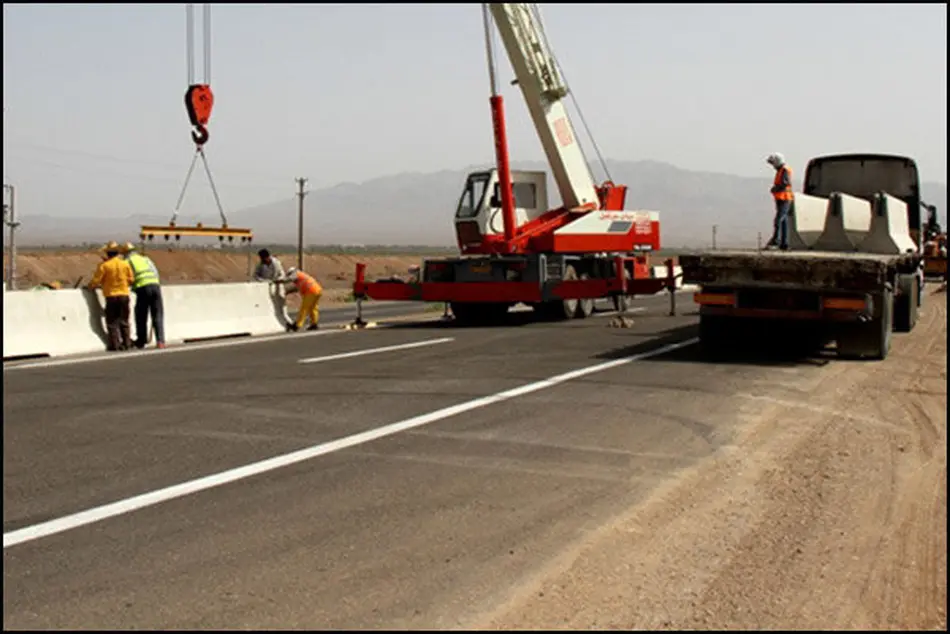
[488, 3, 600, 212]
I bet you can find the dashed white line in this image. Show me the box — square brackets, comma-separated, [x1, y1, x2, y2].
[2, 335, 699, 549]
[298, 337, 454, 364]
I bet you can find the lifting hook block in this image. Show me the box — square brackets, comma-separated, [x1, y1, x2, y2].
[191, 124, 210, 146]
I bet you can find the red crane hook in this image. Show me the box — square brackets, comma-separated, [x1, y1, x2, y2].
[185, 84, 214, 147]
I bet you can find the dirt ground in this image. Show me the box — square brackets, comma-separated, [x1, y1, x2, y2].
[2, 249, 440, 306]
[476, 286, 948, 631]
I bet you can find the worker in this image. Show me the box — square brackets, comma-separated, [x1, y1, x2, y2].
[765, 152, 794, 250]
[254, 248, 286, 283]
[283, 266, 323, 331]
[123, 242, 166, 350]
[87, 240, 135, 351]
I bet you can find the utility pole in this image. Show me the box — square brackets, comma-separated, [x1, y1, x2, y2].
[3, 184, 17, 291]
[295, 177, 308, 270]
[712, 224, 718, 250]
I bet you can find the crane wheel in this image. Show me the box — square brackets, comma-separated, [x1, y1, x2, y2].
[575, 272, 594, 319]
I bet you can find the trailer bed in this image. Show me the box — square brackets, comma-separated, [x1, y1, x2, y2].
[680, 249, 920, 294]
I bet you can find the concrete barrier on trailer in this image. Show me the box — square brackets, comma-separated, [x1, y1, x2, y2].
[161, 282, 289, 343]
[813, 192, 873, 252]
[857, 192, 916, 255]
[787, 193, 828, 250]
[2, 288, 112, 359]
[650, 265, 698, 291]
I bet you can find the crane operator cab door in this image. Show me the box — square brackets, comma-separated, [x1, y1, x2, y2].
[454, 169, 548, 253]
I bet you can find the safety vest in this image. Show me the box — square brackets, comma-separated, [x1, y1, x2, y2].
[293, 271, 322, 296]
[773, 165, 794, 201]
[127, 253, 160, 289]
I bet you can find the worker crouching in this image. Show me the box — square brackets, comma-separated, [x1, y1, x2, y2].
[87, 240, 135, 351]
[283, 266, 322, 331]
[123, 242, 166, 349]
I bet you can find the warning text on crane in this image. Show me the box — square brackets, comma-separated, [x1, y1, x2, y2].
[553, 117, 574, 147]
[598, 211, 654, 235]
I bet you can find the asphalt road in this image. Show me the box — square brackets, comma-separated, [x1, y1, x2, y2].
[2, 292, 826, 629]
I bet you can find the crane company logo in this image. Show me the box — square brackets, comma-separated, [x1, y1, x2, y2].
[553, 118, 573, 147]
[598, 211, 654, 234]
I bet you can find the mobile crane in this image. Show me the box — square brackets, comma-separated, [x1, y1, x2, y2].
[352, 3, 668, 325]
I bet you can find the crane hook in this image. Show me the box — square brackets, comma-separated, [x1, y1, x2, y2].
[191, 124, 210, 146]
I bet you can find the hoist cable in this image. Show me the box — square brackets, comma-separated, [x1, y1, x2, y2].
[198, 147, 228, 226]
[203, 4, 211, 84]
[186, 4, 195, 85]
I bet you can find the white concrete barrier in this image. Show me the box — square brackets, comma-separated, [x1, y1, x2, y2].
[857, 192, 916, 255]
[813, 192, 873, 252]
[161, 282, 289, 343]
[787, 193, 828, 250]
[650, 264, 698, 291]
[2, 288, 112, 359]
[3, 282, 290, 360]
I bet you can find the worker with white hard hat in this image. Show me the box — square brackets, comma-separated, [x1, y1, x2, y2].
[765, 152, 794, 250]
[283, 266, 323, 332]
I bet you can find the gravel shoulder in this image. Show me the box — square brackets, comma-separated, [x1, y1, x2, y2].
[475, 286, 948, 631]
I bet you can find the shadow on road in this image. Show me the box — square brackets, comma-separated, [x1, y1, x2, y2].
[594, 323, 834, 368]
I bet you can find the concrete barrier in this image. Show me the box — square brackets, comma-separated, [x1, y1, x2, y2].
[650, 264, 698, 291]
[857, 192, 916, 255]
[2, 288, 112, 359]
[787, 193, 828, 250]
[162, 282, 289, 342]
[3, 282, 290, 360]
[813, 192, 873, 252]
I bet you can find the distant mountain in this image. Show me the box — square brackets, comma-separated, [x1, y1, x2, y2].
[10, 159, 947, 249]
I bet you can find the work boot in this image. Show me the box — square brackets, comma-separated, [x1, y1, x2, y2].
[286, 323, 298, 332]
[307, 324, 319, 331]
[157, 342, 166, 349]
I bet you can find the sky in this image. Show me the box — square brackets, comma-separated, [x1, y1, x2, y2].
[2, 2, 947, 222]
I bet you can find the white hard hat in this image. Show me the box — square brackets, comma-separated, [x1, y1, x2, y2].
[285, 267, 297, 278]
[766, 152, 785, 167]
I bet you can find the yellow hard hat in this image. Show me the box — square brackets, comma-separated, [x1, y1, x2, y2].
[100, 240, 120, 253]
[123, 242, 137, 253]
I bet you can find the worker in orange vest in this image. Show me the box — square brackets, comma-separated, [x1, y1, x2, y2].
[766, 152, 794, 251]
[283, 266, 323, 331]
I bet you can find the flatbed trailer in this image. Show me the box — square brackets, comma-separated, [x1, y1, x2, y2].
[681, 248, 922, 360]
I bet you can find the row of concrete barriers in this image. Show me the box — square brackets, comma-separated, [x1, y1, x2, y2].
[2, 268, 695, 361]
[2, 282, 290, 360]
[785, 191, 915, 254]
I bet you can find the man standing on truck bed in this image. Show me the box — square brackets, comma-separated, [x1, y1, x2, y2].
[766, 152, 794, 250]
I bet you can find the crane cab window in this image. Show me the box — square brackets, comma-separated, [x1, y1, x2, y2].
[491, 182, 538, 209]
[456, 173, 491, 219]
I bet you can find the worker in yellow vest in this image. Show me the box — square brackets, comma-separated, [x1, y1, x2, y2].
[87, 240, 135, 351]
[766, 152, 794, 251]
[283, 266, 323, 331]
[123, 243, 166, 349]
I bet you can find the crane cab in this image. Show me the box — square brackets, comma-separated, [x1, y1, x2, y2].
[454, 169, 548, 254]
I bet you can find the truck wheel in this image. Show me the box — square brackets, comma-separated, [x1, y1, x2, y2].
[837, 287, 893, 360]
[894, 274, 919, 333]
[575, 272, 595, 319]
[537, 264, 580, 321]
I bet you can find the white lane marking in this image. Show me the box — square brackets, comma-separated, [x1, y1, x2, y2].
[2, 335, 699, 549]
[298, 337, 454, 364]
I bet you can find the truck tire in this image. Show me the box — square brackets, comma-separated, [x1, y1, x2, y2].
[536, 264, 580, 321]
[894, 273, 918, 333]
[575, 272, 595, 319]
[837, 287, 893, 360]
